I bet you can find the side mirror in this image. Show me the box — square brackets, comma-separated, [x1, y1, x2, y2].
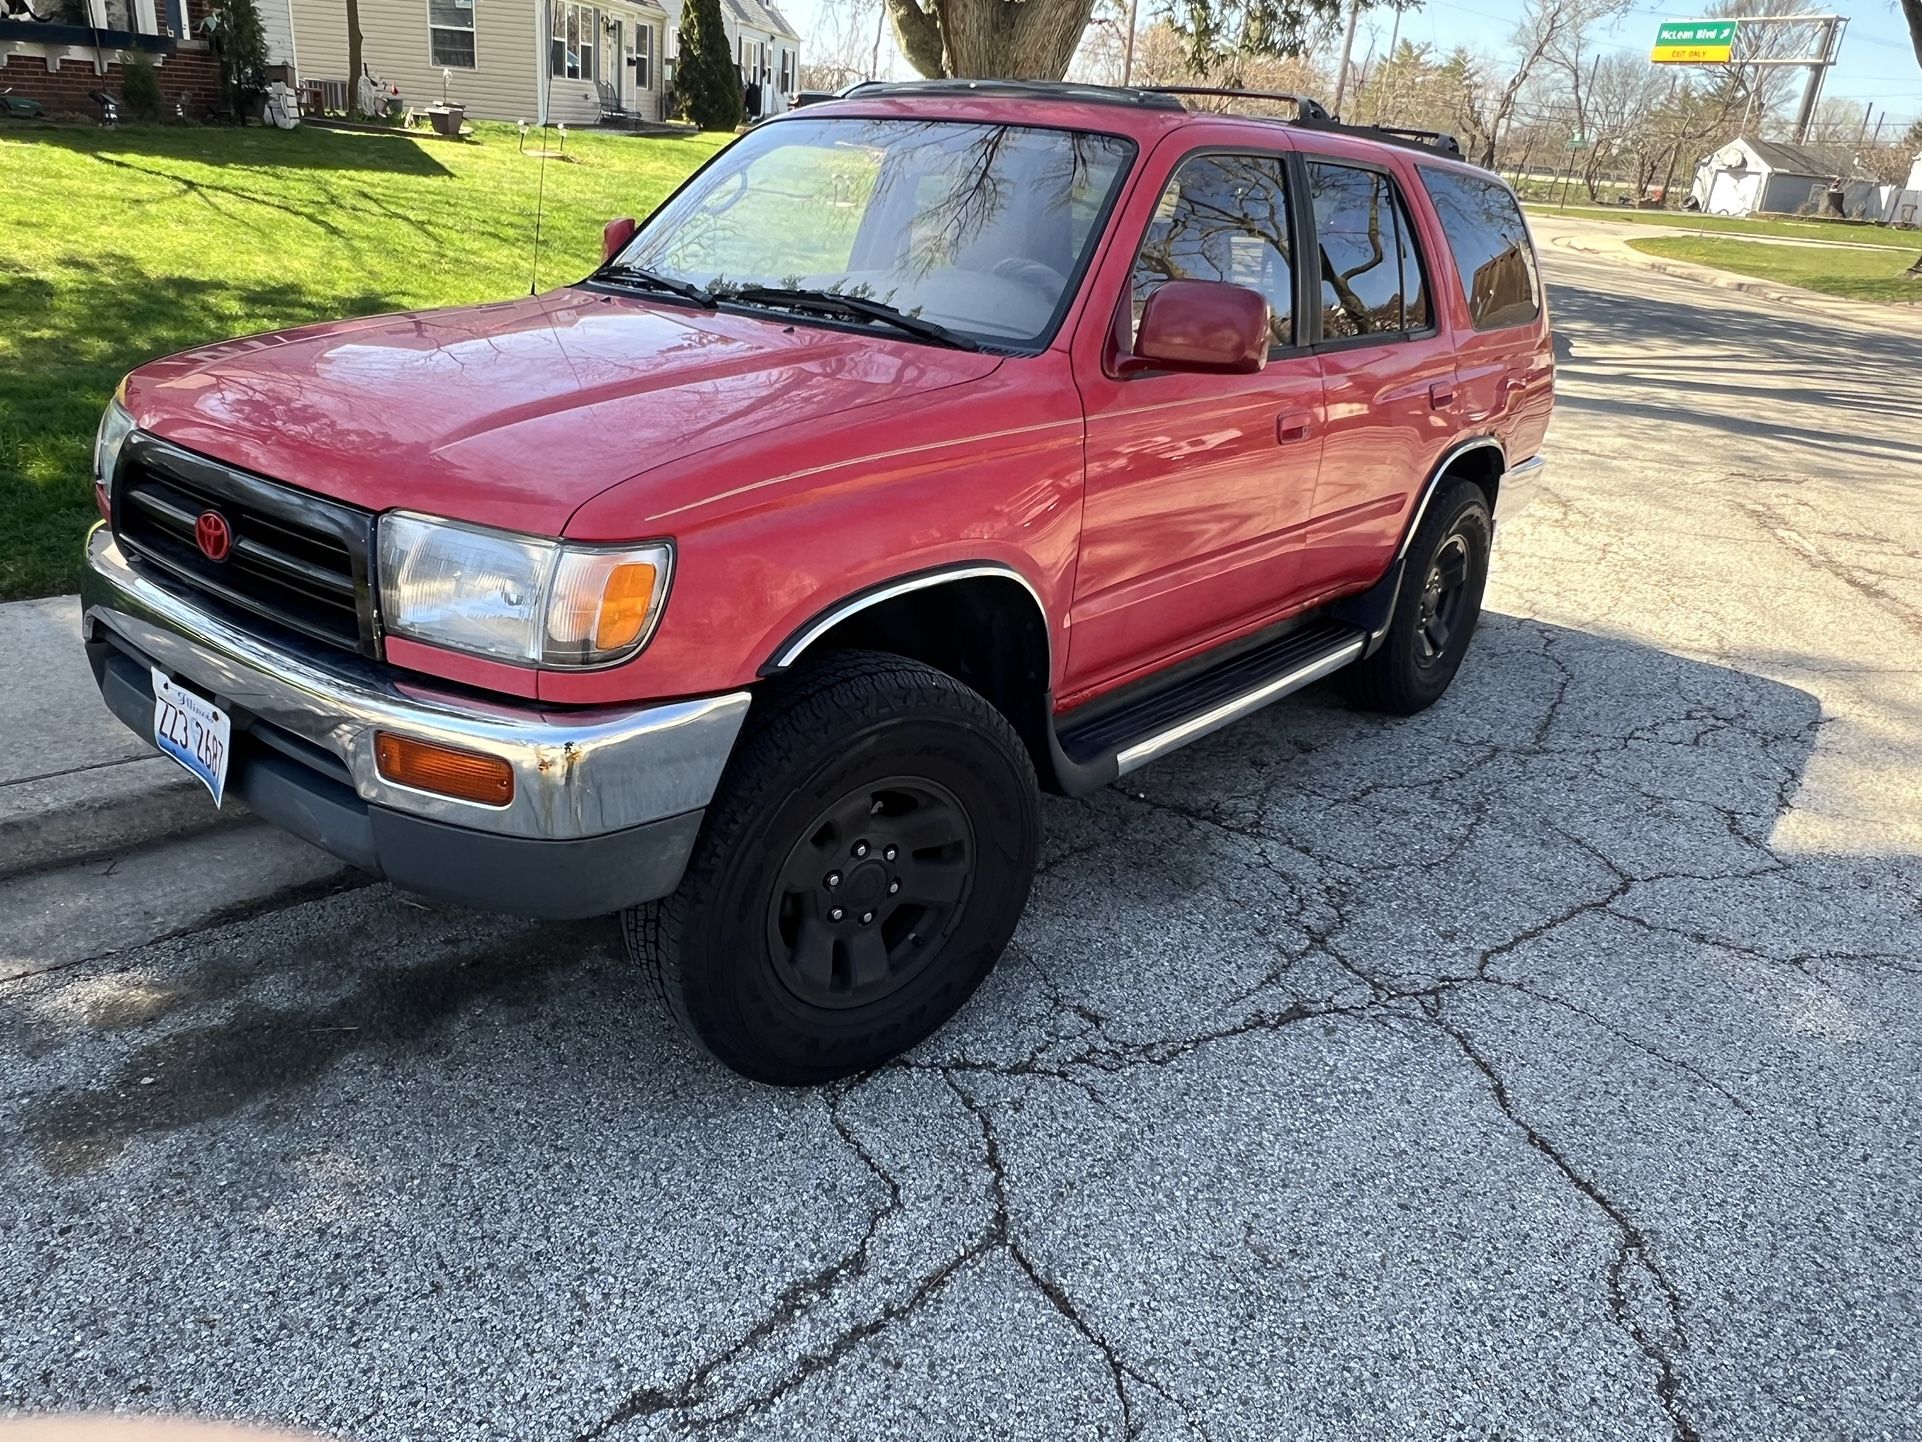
[602, 216, 637, 263]
[1123, 280, 1270, 376]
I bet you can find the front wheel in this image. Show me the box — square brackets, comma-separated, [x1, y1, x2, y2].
[625, 651, 1041, 1085]
[1340, 478, 1492, 715]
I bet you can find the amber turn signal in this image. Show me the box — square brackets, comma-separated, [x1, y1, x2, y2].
[374, 732, 515, 806]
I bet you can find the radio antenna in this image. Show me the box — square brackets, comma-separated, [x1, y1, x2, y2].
[528, 45, 553, 296]
[528, 130, 550, 295]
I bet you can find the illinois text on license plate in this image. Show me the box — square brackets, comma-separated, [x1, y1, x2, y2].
[151, 666, 231, 806]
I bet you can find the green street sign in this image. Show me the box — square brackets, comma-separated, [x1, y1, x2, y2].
[1651, 19, 1737, 64]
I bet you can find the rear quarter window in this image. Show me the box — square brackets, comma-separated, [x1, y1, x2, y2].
[1418, 168, 1540, 331]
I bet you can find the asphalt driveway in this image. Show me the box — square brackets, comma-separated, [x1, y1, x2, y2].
[3, 224, 1920, 1442]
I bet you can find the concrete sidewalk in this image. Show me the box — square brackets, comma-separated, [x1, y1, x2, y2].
[0, 595, 237, 877]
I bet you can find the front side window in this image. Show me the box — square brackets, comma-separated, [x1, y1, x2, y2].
[429, 0, 476, 68]
[1418, 166, 1541, 330]
[634, 23, 651, 90]
[616, 119, 1135, 349]
[1129, 151, 1295, 352]
[550, 1, 596, 80]
[1307, 162, 1428, 340]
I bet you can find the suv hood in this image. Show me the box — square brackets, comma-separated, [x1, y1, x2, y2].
[123, 289, 1002, 536]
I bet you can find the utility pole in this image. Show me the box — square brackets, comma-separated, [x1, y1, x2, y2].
[1331, 0, 1362, 118]
[1121, 0, 1140, 86]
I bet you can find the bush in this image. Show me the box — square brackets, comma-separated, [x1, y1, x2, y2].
[205, 0, 270, 121]
[671, 0, 743, 132]
[121, 52, 162, 121]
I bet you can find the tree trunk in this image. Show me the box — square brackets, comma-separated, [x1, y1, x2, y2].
[883, 0, 1098, 80]
[345, 0, 364, 117]
[1900, 0, 1922, 68]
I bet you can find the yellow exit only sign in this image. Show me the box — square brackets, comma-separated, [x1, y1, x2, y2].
[1652, 19, 1738, 62]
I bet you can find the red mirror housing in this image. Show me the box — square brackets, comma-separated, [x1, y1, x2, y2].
[602, 216, 637, 263]
[1124, 280, 1270, 376]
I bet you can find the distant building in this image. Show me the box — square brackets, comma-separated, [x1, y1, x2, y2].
[1688, 138, 1881, 219]
[290, 0, 675, 125]
[661, 0, 798, 107]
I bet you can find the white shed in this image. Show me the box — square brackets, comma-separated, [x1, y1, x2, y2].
[1689, 137, 1880, 219]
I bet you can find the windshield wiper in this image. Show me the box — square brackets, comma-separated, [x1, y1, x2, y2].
[728, 286, 980, 352]
[595, 264, 716, 308]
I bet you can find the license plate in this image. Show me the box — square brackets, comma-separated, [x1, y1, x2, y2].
[151, 666, 231, 806]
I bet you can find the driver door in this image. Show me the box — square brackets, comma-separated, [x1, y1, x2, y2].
[1065, 144, 1327, 700]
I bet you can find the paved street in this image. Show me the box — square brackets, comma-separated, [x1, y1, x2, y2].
[5, 228, 1921, 1442]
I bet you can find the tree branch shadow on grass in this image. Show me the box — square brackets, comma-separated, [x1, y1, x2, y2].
[7, 120, 455, 178]
[0, 254, 397, 599]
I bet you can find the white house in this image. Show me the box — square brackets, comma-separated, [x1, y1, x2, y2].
[1884, 152, 1922, 228]
[661, 0, 798, 106]
[1689, 137, 1881, 219]
[290, 0, 675, 125]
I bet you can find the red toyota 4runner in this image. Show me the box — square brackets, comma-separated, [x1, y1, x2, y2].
[83, 81, 1552, 1082]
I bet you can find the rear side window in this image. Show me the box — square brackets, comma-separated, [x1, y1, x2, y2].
[1418, 168, 1541, 330]
[1306, 163, 1429, 341]
[1130, 152, 1295, 352]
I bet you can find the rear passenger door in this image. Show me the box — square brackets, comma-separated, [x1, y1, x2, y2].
[1291, 155, 1460, 607]
[1416, 165, 1555, 463]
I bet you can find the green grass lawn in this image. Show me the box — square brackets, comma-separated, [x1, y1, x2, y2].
[1626, 234, 1922, 304]
[0, 119, 726, 600]
[1530, 203, 1922, 250]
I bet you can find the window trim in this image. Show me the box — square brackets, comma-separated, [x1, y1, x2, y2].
[634, 21, 651, 91]
[1415, 162, 1542, 334]
[427, 0, 477, 70]
[1293, 152, 1439, 354]
[1115, 143, 1312, 378]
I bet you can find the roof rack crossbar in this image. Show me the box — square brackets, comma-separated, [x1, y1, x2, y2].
[1138, 86, 1331, 122]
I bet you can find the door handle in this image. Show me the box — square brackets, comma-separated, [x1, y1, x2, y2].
[1428, 382, 1457, 409]
[1277, 412, 1314, 443]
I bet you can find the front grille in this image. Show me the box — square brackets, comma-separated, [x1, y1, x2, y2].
[113, 434, 379, 657]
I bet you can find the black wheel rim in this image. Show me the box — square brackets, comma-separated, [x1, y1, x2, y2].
[765, 776, 975, 1011]
[1415, 532, 1471, 666]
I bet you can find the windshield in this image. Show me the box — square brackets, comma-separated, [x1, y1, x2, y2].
[612, 117, 1136, 349]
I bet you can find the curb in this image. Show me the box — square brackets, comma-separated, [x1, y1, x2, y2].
[0, 755, 245, 881]
[1546, 231, 1922, 327]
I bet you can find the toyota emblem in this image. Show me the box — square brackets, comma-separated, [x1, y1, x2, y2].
[194, 509, 233, 562]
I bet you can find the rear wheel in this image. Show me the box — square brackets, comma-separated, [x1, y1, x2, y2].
[625, 651, 1040, 1085]
[1341, 478, 1492, 715]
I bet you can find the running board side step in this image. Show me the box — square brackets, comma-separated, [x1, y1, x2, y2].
[1046, 619, 1367, 796]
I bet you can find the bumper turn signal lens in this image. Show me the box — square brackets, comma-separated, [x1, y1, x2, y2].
[374, 731, 515, 806]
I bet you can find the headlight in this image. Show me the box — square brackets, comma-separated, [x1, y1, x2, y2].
[377, 512, 671, 668]
[94, 391, 136, 487]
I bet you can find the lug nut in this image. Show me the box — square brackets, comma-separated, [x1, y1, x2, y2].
[888, 880, 900, 895]
[829, 907, 845, 922]
[860, 911, 874, 925]
[852, 841, 869, 858]
[883, 845, 897, 861]
[825, 871, 842, 889]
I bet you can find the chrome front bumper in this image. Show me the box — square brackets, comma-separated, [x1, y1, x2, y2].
[81, 528, 751, 915]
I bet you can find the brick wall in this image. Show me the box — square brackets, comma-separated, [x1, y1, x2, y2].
[0, 0, 221, 119]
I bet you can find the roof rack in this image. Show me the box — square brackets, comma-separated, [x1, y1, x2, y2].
[1139, 87, 1332, 122]
[837, 79, 1186, 112]
[834, 78, 1467, 160]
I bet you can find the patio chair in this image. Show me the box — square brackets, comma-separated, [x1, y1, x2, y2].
[598, 80, 629, 124]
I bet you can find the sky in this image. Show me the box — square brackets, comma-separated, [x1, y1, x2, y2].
[777, 0, 1922, 135]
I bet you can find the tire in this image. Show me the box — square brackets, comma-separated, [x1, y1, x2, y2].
[1340, 478, 1492, 716]
[625, 650, 1041, 1085]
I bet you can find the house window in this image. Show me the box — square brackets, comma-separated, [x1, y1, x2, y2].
[634, 24, 652, 90]
[552, 1, 603, 80]
[778, 48, 793, 94]
[428, 0, 476, 69]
